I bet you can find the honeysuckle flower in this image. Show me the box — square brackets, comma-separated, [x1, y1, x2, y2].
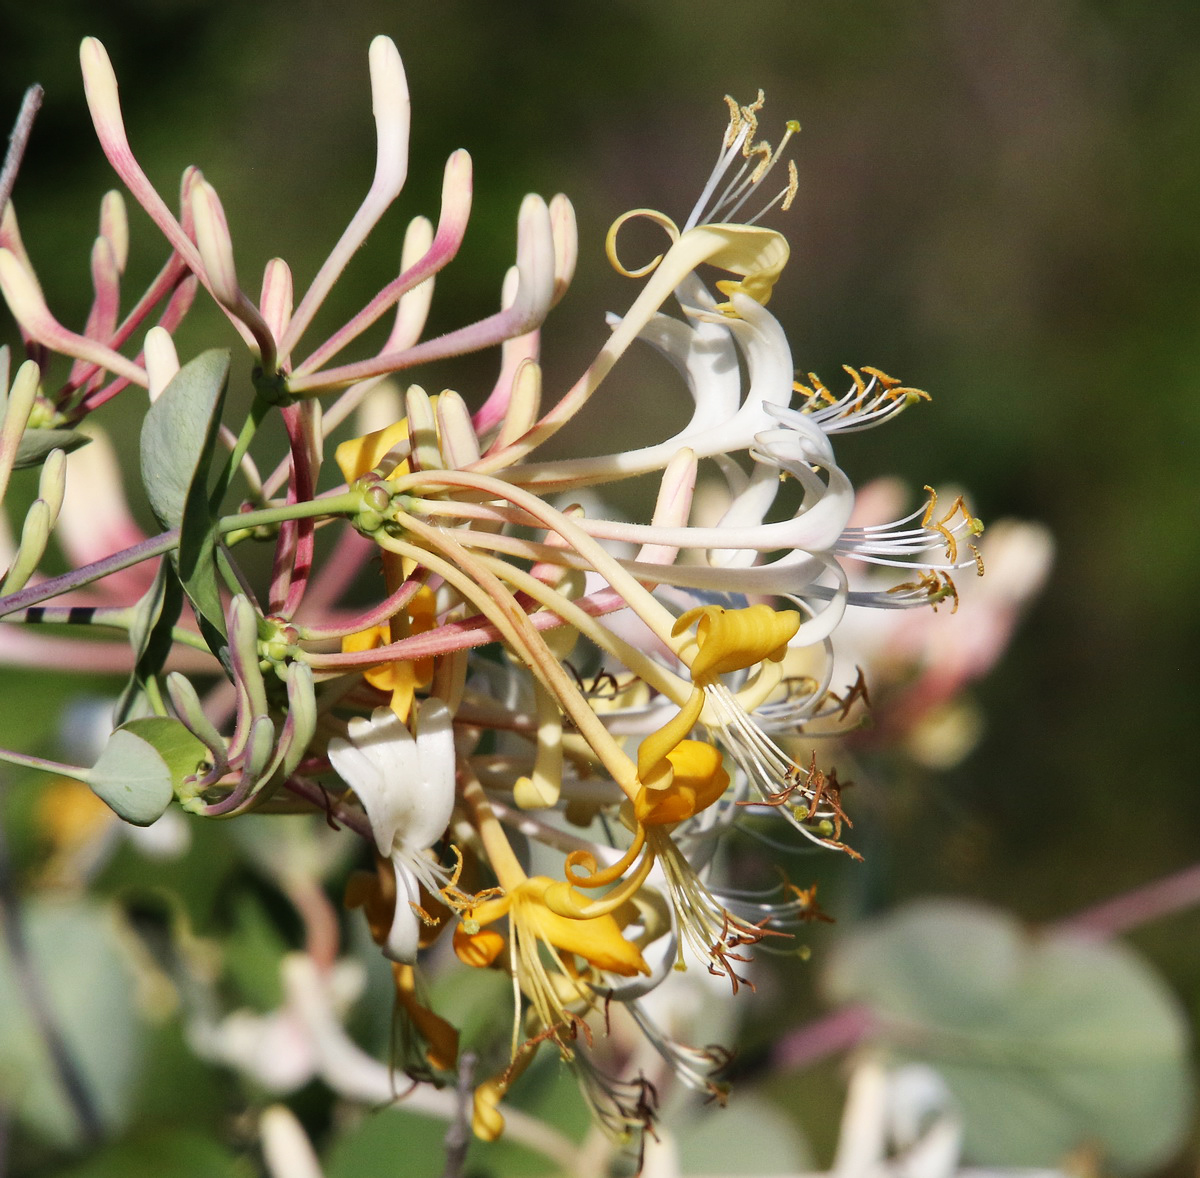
[0, 43, 1005, 1160]
[327, 701, 457, 963]
[455, 770, 649, 1023]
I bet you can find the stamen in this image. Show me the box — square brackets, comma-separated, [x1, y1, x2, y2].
[686, 94, 801, 231]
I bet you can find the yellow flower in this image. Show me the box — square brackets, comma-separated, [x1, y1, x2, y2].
[634, 740, 729, 827]
[674, 603, 800, 683]
[340, 586, 436, 720]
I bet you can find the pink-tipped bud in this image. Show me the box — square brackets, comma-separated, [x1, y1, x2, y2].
[494, 358, 541, 451]
[404, 385, 441, 472]
[79, 38, 128, 155]
[510, 194, 555, 331]
[190, 178, 239, 310]
[435, 389, 480, 469]
[87, 234, 120, 333]
[260, 259, 294, 348]
[437, 149, 473, 244]
[98, 191, 129, 274]
[144, 326, 180, 402]
[381, 216, 434, 353]
[367, 36, 410, 201]
[191, 177, 277, 367]
[0, 249, 146, 386]
[0, 203, 40, 295]
[548, 194, 577, 307]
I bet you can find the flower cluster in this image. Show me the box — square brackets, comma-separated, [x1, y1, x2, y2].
[0, 41, 983, 1150]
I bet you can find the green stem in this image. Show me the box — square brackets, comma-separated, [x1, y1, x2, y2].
[7, 605, 210, 652]
[143, 675, 167, 717]
[212, 391, 272, 507]
[0, 493, 362, 618]
[0, 748, 88, 782]
[219, 490, 363, 541]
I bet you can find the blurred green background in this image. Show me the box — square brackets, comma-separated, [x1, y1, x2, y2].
[3, 0, 1200, 1171]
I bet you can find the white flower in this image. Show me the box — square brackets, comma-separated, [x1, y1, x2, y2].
[327, 699, 456, 962]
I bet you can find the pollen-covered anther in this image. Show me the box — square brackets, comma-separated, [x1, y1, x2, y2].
[826, 666, 872, 722]
[859, 365, 930, 403]
[795, 371, 837, 405]
[888, 568, 961, 613]
[922, 484, 984, 563]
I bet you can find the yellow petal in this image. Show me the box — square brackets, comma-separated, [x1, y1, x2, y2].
[675, 603, 800, 683]
[636, 686, 704, 787]
[519, 877, 650, 977]
[392, 962, 459, 1071]
[635, 740, 729, 826]
[334, 418, 412, 482]
[454, 925, 507, 968]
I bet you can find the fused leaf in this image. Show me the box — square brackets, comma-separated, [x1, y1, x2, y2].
[87, 718, 207, 826]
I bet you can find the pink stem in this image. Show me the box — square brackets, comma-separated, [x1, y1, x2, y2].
[66, 264, 196, 415]
[294, 527, 376, 619]
[772, 1004, 874, 1071]
[305, 586, 629, 670]
[270, 405, 319, 617]
[297, 572, 424, 642]
[292, 217, 466, 378]
[1053, 862, 1200, 941]
[286, 299, 546, 394]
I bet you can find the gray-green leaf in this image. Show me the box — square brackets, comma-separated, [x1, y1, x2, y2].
[87, 718, 207, 826]
[824, 899, 1194, 1171]
[139, 349, 232, 654]
[14, 428, 91, 470]
[0, 899, 145, 1147]
[139, 350, 230, 531]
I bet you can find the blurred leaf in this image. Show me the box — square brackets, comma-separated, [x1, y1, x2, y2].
[223, 890, 289, 1011]
[139, 349, 231, 656]
[675, 1094, 814, 1175]
[324, 1107, 453, 1178]
[88, 719, 206, 826]
[14, 428, 91, 469]
[825, 899, 1194, 1170]
[53, 1128, 249, 1178]
[0, 899, 145, 1147]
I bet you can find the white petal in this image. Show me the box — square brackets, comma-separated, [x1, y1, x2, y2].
[327, 708, 418, 856]
[326, 701, 456, 861]
[400, 697, 456, 853]
[382, 860, 422, 964]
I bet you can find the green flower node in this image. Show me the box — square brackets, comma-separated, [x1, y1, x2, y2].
[257, 615, 299, 677]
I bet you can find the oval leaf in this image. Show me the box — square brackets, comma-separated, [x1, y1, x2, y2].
[0, 899, 145, 1146]
[139, 349, 230, 530]
[86, 717, 206, 826]
[14, 428, 92, 469]
[824, 899, 1194, 1170]
[120, 716, 209, 788]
